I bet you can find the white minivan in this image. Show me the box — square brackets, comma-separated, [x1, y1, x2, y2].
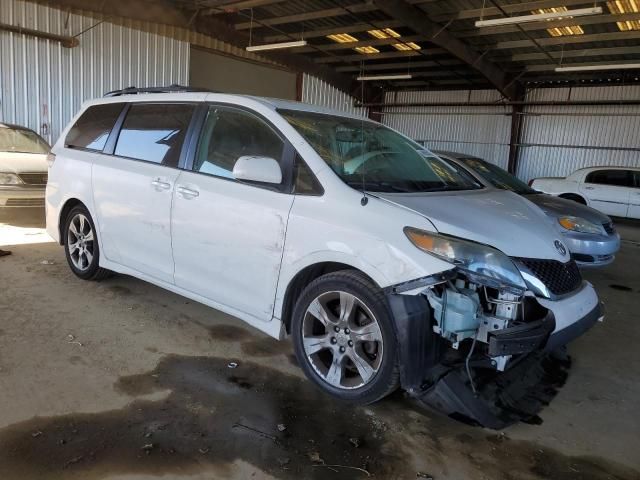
[46, 87, 603, 427]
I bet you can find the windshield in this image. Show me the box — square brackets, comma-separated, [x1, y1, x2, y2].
[458, 157, 536, 194]
[0, 127, 50, 154]
[279, 109, 482, 193]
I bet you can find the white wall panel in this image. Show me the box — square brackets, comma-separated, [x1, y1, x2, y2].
[0, 0, 189, 144]
[517, 85, 640, 182]
[301, 74, 367, 117]
[381, 90, 512, 169]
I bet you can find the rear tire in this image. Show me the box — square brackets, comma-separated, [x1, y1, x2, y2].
[292, 270, 399, 404]
[559, 193, 586, 205]
[63, 205, 112, 281]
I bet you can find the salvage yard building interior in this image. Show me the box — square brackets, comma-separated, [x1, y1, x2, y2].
[0, 0, 639, 479]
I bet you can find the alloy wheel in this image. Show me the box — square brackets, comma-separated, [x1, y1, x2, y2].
[67, 213, 95, 271]
[302, 291, 384, 389]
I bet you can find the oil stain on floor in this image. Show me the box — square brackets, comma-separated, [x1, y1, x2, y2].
[0, 355, 637, 480]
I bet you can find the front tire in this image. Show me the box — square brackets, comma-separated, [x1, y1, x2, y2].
[292, 270, 399, 404]
[63, 205, 111, 281]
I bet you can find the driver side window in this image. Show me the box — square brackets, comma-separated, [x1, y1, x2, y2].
[194, 106, 285, 180]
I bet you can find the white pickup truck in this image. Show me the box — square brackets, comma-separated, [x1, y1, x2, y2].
[531, 166, 640, 219]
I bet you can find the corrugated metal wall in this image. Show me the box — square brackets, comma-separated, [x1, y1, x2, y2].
[0, 0, 189, 144]
[301, 74, 367, 117]
[381, 89, 512, 169]
[517, 85, 640, 182]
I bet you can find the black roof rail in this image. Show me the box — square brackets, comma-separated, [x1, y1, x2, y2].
[104, 84, 217, 97]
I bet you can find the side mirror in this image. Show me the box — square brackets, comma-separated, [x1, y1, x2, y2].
[233, 156, 282, 184]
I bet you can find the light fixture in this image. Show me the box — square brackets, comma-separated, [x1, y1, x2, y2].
[245, 40, 307, 52]
[475, 6, 602, 27]
[357, 74, 413, 81]
[555, 63, 640, 72]
[354, 46, 380, 54]
[368, 28, 402, 39]
[326, 33, 358, 43]
[393, 42, 421, 51]
[532, 7, 584, 36]
[607, 0, 640, 31]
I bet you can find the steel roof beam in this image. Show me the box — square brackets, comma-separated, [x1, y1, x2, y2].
[372, 0, 520, 99]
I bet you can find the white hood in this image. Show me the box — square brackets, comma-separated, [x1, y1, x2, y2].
[0, 152, 48, 174]
[374, 189, 569, 262]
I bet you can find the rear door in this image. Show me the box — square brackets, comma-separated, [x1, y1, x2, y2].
[92, 102, 196, 283]
[171, 104, 294, 322]
[580, 169, 632, 217]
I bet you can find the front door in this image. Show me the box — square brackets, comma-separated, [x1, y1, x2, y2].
[92, 102, 196, 283]
[580, 169, 632, 217]
[171, 105, 294, 322]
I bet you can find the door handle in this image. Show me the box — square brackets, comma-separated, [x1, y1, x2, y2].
[151, 179, 171, 190]
[584, 186, 595, 190]
[177, 186, 199, 199]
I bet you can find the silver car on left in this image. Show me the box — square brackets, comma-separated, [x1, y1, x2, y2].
[436, 151, 620, 268]
[0, 123, 50, 208]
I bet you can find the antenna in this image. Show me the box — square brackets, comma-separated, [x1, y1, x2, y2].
[359, 61, 368, 206]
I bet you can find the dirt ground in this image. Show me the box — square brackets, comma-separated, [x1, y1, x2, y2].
[1, 208, 639, 480]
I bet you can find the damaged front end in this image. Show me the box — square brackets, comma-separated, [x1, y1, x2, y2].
[387, 255, 602, 428]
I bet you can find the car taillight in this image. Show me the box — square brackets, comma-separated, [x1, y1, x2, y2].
[47, 152, 56, 168]
[528, 179, 534, 186]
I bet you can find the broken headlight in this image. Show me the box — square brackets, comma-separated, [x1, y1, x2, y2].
[404, 227, 527, 292]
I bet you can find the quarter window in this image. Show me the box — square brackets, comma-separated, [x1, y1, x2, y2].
[585, 169, 632, 187]
[114, 103, 195, 167]
[65, 103, 124, 151]
[194, 107, 284, 180]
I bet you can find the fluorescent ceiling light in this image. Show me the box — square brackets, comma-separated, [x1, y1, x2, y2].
[354, 46, 380, 54]
[326, 33, 358, 43]
[532, 7, 584, 36]
[607, 0, 640, 31]
[246, 40, 307, 52]
[368, 28, 401, 39]
[475, 6, 602, 27]
[555, 63, 640, 72]
[393, 42, 421, 51]
[357, 74, 413, 81]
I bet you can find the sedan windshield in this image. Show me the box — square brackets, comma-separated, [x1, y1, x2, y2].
[279, 109, 482, 193]
[0, 126, 50, 154]
[458, 157, 536, 195]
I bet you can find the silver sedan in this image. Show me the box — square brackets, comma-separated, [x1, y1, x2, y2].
[436, 151, 620, 268]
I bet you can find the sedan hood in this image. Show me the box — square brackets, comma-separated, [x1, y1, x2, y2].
[375, 189, 569, 262]
[522, 192, 611, 225]
[0, 152, 48, 174]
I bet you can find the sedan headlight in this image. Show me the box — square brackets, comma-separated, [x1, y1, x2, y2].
[558, 216, 603, 235]
[404, 227, 526, 291]
[0, 173, 22, 185]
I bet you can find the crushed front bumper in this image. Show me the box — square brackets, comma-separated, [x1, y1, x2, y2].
[387, 279, 603, 428]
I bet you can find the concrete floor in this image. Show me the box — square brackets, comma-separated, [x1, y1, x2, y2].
[0, 208, 639, 480]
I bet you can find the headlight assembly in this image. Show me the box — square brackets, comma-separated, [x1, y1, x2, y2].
[404, 227, 526, 292]
[0, 173, 22, 185]
[558, 216, 603, 235]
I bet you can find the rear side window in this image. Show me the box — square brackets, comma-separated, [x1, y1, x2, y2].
[65, 103, 124, 151]
[194, 106, 284, 179]
[114, 103, 195, 167]
[585, 169, 632, 187]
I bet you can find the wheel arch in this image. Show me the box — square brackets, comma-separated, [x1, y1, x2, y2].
[58, 198, 89, 245]
[558, 193, 587, 205]
[280, 261, 378, 334]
